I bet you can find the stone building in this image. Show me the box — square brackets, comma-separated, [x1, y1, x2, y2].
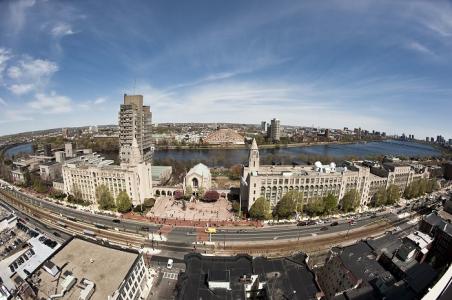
[240, 139, 430, 212]
[62, 139, 152, 206]
[184, 163, 211, 194]
[203, 128, 244, 145]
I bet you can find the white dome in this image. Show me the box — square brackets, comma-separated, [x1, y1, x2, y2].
[329, 162, 336, 169]
[314, 161, 322, 168]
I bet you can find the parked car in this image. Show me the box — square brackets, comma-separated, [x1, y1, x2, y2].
[320, 226, 329, 231]
[167, 259, 174, 269]
[330, 221, 339, 226]
[297, 221, 309, 226]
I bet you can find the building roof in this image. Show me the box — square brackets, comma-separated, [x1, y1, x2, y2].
[187, 163, 210, 177]
[366, 233, 403, 255]
[36, 238, 138, 300]
[204, 129, 244, 145]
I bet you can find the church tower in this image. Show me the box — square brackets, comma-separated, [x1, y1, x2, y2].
[249, 138, 260, 172]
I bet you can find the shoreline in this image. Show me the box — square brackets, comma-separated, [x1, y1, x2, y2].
[155, 138, 389, 151]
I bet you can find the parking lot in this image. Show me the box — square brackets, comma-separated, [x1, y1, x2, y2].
[147, 257, 185, 300]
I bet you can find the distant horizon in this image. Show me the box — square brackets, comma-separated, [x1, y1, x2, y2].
[1, 1, 452, 138]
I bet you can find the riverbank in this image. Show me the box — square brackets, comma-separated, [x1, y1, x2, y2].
[155, 138, 388, 150]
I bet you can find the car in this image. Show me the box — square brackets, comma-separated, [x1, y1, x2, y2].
[53, 232, 61, 237]
[297, 221, 309, 226]
[320, 226, 329, 231]
[315, 220, 324, 225]
[349, 220, 357, 226]
[370, 214, 377, 218]
[307, 220, 317, 226]
[167, 259, 174, 269]
[330, 221, 339, 226]
[112, 219, 121, 223]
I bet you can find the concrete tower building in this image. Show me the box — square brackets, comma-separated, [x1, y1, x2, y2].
[119, 94, 152, 163]
[270, 118, 280, 142]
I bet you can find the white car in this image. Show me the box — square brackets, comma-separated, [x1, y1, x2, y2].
[167, 259, 174, 269]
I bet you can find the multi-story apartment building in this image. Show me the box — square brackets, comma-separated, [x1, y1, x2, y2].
[240, 139, 429, 211]
[119, 94, 152, 163]
[62, 139, 152, 206]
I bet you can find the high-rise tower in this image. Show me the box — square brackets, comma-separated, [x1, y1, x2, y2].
[118, 94, 152, 163]
[248, 138, 260, 173]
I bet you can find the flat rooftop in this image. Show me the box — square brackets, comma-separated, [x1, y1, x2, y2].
[36, 238, 137, 300]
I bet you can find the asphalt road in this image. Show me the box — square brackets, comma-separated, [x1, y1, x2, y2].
[0, 187, 444, 245]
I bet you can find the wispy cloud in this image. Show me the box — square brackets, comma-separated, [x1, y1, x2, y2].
[0, 97, 7, 106]
[50, 22, 75, 37]
[406, 41, 435, 56]
[28, 91, 72, 113]
[6, 0, 36, 33]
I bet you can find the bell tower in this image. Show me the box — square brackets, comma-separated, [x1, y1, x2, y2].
[249, 138, 260, 172]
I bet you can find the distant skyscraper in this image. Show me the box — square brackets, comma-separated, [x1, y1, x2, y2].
[119, 94, 152, 163]
[270, 118, 280, 142]
[65, 142, 76, 158]
[43, 144, 52, 157]
[261, 121, 267, 132]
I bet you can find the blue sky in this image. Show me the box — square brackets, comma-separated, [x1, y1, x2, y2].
[0, 0, 451, 139]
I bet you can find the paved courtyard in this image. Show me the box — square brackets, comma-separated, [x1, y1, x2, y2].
[147, 197, 234, 222]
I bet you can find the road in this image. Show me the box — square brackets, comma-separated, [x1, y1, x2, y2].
[0, 186, 446, 257]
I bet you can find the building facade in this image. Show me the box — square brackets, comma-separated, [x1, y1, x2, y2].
[270, 118, 280, 142]
[62, 139, 153, 206]
[240, 139, 429, 211]
[119, 94, 152, 163]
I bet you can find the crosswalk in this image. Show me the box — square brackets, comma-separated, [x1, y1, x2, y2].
[163, 272, 178, 280]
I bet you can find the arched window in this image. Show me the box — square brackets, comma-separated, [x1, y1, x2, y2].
[192, 177, 199, 188]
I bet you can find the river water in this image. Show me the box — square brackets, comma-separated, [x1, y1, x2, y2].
[5, 140, 440, 167]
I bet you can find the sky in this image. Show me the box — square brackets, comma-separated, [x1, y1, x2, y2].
[0, 0, 451, 138]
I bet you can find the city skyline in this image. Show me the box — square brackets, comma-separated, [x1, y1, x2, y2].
[1, 0, 452, 138]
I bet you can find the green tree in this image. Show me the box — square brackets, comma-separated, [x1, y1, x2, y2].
[373, 187, 387, 207]
[305, 198, 325, 216]
[341, 189, 360, 212]
[249, 197, 271, 220]
[96, 184, 115, 210]
[32, 178, 48, 193]
[274, 191, 303, 219]
[323, 193, 338, 214]
[184, 186, 193, 199]
[231, 201, 240, 212]
[116, 191, 132, 213]
[386, 184, 400, 205]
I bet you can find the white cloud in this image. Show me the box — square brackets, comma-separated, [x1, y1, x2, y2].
[7, 66, 22, 79]
[8, 83, 35, 95]
[7, 0, 36, 33]
[5, 56, 58, 95]
[0, 97, 7, 106]
[406, 41, 436, 56]
[28, 91, 72, 113]
[93, 97, 107, 104]
[51, 22, 75, 37]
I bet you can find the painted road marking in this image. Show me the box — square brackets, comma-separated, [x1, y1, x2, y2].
[163, 272, 178, 280]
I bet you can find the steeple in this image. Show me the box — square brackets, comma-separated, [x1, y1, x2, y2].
[249, 138, 260, 172]
[129, 137, 143, 165]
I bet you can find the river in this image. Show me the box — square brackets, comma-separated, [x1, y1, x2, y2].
[4, 140, 441, 167]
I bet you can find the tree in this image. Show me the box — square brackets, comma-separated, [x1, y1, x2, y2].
[96, 184, 115, 210]
[203, 190, 220, 202]
[184, 186, 193, 199]
[274, 191, 303, 219]
[249, 197, 271, 220]
[174, 190, 184, 200]
[33, 178, 48, 194]
[373, 187, 387, 207]
[229, 164, 242, 180]
[197, 187, 205, 199]
[341, 189, 360, 212]
[323, 193, 338, 214]
[116, 191, 132, 213]
[386, 184, 400, 205]
[305, 198, 325, 216]
[231, 201, 240, 212]
[143, 198, 155, 208]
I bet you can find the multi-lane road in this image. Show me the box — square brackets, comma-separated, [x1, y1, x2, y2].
[0, 185, 445, 256]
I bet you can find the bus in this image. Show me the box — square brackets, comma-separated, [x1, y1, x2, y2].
[83, 230, 96, 237]
[204, 227, 217, 234]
